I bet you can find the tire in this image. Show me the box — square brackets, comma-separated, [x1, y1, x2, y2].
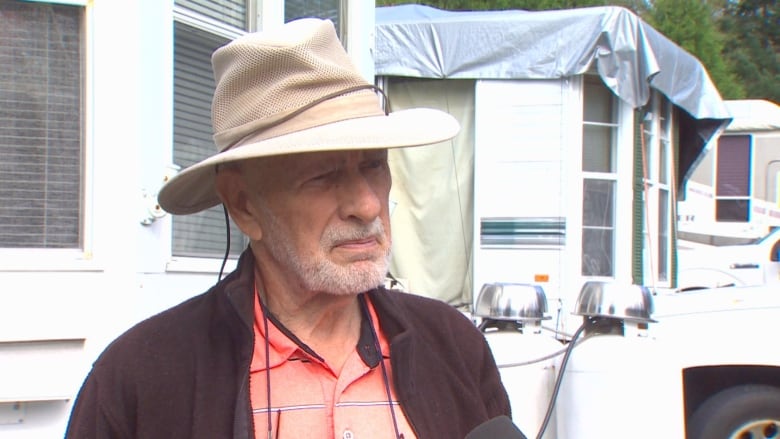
[687, 384, 780, 439]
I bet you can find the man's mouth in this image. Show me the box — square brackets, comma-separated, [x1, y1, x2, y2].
[333, 236, 379, 249]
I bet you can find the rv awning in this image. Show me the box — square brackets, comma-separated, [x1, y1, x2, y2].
[374, 4, 732, 183]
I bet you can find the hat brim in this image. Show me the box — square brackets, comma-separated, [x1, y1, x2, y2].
[157, 107, 460, 214]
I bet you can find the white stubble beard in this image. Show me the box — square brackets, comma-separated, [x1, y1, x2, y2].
[260, 212, 391, 296]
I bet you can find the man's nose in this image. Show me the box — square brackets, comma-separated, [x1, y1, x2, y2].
[337, 172, 383, 223]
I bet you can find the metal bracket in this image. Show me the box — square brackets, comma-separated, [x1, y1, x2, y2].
[140, 165, 179, 226]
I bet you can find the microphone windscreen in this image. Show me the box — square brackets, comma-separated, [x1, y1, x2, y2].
[464, 415, 527, 439]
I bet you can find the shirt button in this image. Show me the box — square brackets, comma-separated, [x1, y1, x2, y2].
[343, 430, 354, 439]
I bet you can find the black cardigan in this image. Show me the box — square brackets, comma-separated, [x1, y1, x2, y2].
[65, 250, 511, 438]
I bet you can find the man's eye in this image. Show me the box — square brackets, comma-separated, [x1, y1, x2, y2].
[308, 170, 336, 183]
[364, 159, 387, 170]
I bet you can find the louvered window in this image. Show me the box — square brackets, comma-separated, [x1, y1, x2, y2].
[0, 1, 83, 249]
[176, 0, 247, 29]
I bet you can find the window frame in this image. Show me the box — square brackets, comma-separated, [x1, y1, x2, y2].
[641, 92, 674, 286]
[573, 74, 635, 286]
[0, 0, 97, 272]
[166, 2, 250, 273]
[580, 76, 619, 278]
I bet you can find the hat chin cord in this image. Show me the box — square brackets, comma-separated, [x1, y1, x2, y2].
[217, 204, 231, 283]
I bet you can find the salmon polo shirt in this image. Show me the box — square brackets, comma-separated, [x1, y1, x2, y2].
[249, 291, 416, 439]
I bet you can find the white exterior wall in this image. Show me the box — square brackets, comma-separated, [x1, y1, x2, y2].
[473, 78, 636, 335]
[473, 79, 574, 318]
[0, 1, 374, 437]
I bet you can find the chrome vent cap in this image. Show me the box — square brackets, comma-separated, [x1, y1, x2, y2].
[475, 282, 550, 321]
[574, 281, 656, 323]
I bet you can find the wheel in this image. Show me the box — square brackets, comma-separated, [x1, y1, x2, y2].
[687, 384, 780, 439]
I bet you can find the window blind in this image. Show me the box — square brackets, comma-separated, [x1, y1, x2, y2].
[715, 134, 751, 222]
[716, 135, 751, 197]
[175, 0, 247, 30]
[172, 21, 247, 257]
[0, 2, 82, 249]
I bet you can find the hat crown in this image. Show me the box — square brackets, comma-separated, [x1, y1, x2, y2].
[157, 18, 459, 215]
[211, 18, 372, 151]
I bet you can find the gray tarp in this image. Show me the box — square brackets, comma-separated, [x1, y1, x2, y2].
[375, 4, 732, 182]
[375, 4, 728, 120]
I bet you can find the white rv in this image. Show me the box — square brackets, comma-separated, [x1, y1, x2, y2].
[375, 4, 730, 333]
[676, 99, 780, 289]
[376, 5, 780, 439]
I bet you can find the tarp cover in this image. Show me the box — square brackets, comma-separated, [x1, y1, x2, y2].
[375, 4, 730, 124]
[375, 5, 732, 304]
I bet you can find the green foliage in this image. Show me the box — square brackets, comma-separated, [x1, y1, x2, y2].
[375, 0, 778, 103]
[719, 0, 779, 102]
[646, 0, 744, 99]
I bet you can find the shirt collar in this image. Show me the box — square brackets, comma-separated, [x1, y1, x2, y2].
[251, 287, 388, 372]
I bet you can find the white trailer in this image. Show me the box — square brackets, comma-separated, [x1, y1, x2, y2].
[375, 4, 730, 332]
[376, 5, 780, 438]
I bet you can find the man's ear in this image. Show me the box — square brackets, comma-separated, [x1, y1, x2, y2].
[214, 167, 263, 241]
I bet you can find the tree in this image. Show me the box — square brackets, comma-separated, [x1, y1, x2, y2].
[718, 0, 780, 102]
[646, 0, 744, 99]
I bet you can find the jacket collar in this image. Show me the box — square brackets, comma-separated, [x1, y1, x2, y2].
[221, 247, 258, 333]
[221, 247, 409, 361]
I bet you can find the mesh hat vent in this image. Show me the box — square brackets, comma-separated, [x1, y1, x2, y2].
[211, 19, 372, 150]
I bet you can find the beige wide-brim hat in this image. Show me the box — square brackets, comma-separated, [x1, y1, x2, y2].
[157, 18, 460, 215]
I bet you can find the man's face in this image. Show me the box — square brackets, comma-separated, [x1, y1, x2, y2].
[238, 149, 392, 295]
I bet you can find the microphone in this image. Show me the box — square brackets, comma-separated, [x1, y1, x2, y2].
[465, 416, 528, 439]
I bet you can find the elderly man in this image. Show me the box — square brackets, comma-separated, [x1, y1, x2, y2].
[66, 18, 510, 439]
